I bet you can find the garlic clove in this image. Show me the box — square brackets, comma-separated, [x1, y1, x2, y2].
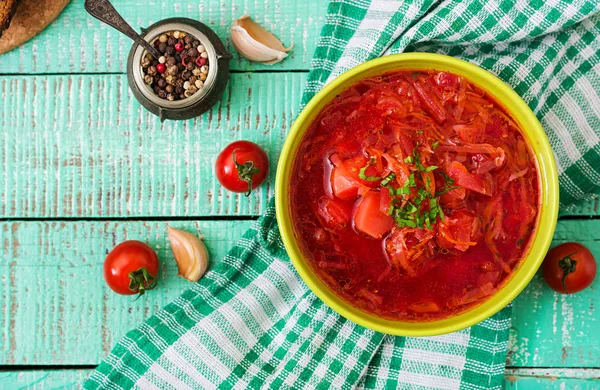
[237, 15, 293, 53]
[167, 227, 209, 282]
[231, 15, 293, 64]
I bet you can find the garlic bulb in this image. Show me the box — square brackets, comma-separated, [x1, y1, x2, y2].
[167, 227, 209, 282]
[230, 15, 293, 64]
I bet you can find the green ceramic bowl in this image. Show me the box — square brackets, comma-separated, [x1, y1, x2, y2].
[275, 53, 559, 336]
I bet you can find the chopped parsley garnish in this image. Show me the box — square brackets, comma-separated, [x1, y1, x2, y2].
[359, 146, 456, 230]
[411, 147, 438, 173]
[380, 172, 396, 186]
[435, 171, 460, 197]
[358, 158, 381, 181]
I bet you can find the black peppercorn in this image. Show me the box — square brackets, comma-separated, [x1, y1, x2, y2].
[166, 85, 174, 93]
[181, 70, 191, 80]
[168, 37, 175, 46]
[185, 44, 191, 50]
[186, 62, 195, 71]
[184, 35, 193, 45]
[166, 56, 176, 66]
[192, 40, 200, 47]
[180, 50, 188, 58]
[153, 85, 161, 94]
[175, 79, 184, 88]
[157, 78, 167, 88]
[151, 59, 159, 67]
[177, 63, 185, 71]
[158, 89, 167, 99]
[187, 47, 198, 58]
[166, 46, 175, 56]
[158, 42, 167, 53]
[176, 86, 184, 94]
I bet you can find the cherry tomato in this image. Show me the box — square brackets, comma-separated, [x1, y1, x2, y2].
[542, 242, 596, 294]
[104, 241, 159, 296]
[215, 141, 269, 196]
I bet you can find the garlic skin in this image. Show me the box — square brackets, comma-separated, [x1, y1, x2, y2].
[167, 227, 209, 282]
[231, 15, 293, 64]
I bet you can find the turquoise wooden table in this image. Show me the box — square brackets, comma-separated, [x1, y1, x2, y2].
[0, 0, 599, 388]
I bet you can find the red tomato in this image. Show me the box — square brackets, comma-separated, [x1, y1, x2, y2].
[216, 141, 269, 196]
[542, 243, 596, 294]
[104, 241, 159, 296]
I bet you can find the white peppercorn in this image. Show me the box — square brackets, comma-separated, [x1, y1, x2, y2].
[184, 85, 198, 98]
[167, 65, 178, 76]
[165, 75, 177, 85]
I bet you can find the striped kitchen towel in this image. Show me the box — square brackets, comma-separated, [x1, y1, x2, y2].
[86, 1, 600, 389]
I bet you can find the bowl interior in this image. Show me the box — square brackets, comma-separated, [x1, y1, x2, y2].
[275, 53, 559, 336]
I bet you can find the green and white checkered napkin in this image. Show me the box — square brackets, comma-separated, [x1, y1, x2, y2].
[86, 1, 600, 389]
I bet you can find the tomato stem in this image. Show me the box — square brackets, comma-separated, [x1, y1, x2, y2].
[233, 149, 260, 197]
[128, 267, 158, 297]
[558, 251, 578, 294]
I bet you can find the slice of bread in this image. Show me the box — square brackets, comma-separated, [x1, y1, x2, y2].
[0, 0, 19, 38]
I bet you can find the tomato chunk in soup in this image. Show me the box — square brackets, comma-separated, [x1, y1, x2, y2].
[290, 70, 539, 321]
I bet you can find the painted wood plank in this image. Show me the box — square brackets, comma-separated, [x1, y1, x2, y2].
[0, 220, 252, 365]
[560, 196, 599, 217]
[1, 219, 599, 366]
[0, 73, 305, 218]
[0, 0, 326, 74]
[1, 369, 599, 389]
[0, 369, 91, 389]
[504, 369, 600, 389]
[508, 219, 600, 368]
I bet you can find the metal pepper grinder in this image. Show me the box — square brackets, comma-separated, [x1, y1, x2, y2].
[85, 0, 232, 121]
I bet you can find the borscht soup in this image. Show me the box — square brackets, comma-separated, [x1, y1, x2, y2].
[290, 70, 540, 321]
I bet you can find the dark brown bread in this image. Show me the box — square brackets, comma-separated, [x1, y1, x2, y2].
[0, 0, 19, 37]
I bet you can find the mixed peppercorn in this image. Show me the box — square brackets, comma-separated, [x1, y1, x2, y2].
[141, 30, 210, 101]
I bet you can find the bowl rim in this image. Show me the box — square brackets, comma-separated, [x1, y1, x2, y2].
[275, 53, 559, 336]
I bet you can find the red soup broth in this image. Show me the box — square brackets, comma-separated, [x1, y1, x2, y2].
[290, 70, 540, 321]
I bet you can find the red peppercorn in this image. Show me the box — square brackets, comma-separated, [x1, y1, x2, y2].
[175, 42, 185, 52]
[156, 63, 166, 73]
[195, 56, 206, 67]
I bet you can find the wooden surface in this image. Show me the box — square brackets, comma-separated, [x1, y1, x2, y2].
[0, 0, 598, 388]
